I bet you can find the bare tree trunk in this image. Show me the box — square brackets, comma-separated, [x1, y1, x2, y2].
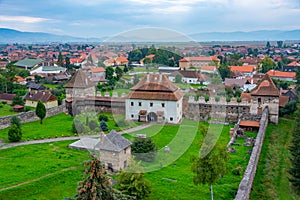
[210, 184, 214, 200]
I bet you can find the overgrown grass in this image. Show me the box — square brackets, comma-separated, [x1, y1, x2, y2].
[0, 140, 88, 200]
[0, 113, 74, 142]
[251, 118, 299, 200]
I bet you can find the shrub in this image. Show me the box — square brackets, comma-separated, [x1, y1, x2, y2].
[24, 106, 31, 112]
[0, 102, 3, 108]
[1, 101, 7, 105]
[100, 120, 108, 131]
[10, 116, 21, 129]
[237, 97, 241, 103]
[131, 138, 157, 162]
[115, 119, 129, 127]
[72, 119, 85, 134]
[88, 120, 98, 131]
[98, 114, 108, 122]
[215, 96, 220, 102]
[8, 124, 22, 142]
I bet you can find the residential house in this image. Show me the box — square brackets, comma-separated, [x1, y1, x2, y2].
[14, 75, 27, 85]
[200, 66, 217, 74]
[88, 67, 107, 83]
[115, 56, 128, 66]
[283, 61, 299, 72]
[14, 58, 44, 70]
[267, 70, 297, 82]
[30, 66, 66, 75]
[126, 73, 183, 124]
[0, 93, 16, 104]
[179, 56, 220, 69]
[28, 83, 46, 91]
[24, 90, 58, 108]
[169, 70, 200, 84]
[229, 65, 255, 77]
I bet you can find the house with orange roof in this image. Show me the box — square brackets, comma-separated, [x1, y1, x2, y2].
[283, 61, 300, 72]
[115, 56, 128, 66]
[229, 65, 255, 77]
[179, 56, 220, 69]
[200, 66, 217, 74]
[88, 67, 107, 83]
[14, 75, 27, 85]
[104, 58, 116, 67]
[267, 70, 297, 82]
[140, 54, 155, 64]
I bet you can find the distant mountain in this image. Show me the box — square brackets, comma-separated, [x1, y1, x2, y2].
[189, 30, 300, 41]
[0, 28, 103, 43]
[1, 28, 300, 43]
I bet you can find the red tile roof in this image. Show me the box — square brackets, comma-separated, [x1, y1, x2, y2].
[179, 56, 219, 62]
[240, 92, 251, 103]
[24, 91, 57, 103]
[128, 74, 183, 101]
[229, 66, 254, 73]
[240, 120, 260, 127]
[279, 96, 289, 107]
[89, 67, 106, 73]
[251, 74, 280, 96]
[287, 61, 300, 67]
[267, 70, 296, 79]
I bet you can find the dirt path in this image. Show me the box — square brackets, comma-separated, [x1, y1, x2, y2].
[0, 123, 152, 150]
[0, 167, 76, 192]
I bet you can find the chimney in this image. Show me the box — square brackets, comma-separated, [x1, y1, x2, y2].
[85, 78, 88, 85]
[159, 73, 162, 82]
[251, 78, 253, 84]
[146, 73, 150, 82]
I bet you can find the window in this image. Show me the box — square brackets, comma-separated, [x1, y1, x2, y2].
[150, 102, 153, 107]
[124, 160, 127, 168]
[131, 102, 134, 106]
[138, 102, 142, 106]
[258, 98, 261, 105]
[131, 114, 134, 118]
[162, 103, 165, 108]
[170, 117, 173, 121]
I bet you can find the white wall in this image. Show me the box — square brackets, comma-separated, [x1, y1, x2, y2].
[126, 98, 182, 124]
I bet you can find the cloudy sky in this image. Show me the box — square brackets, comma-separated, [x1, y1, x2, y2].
[0, 0, 300, 38]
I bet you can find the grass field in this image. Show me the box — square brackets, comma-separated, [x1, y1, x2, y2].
[0, 140, 88, 200]
[0, 119, 255, 200]
[0, 113, 75, 142]
[0, 104, 17, 117]
[250, 118, 300, 200]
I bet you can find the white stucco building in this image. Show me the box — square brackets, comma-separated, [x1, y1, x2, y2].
[126, 73, 183, 124]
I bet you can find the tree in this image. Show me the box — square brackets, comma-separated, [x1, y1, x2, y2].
[123, 65, 129, 73]
[279, 101, 297, 117]
[117, 158, 151, 199]
[266, 41, 271, 49]
[65, 56, 71, 70]
[131, 138, 157, 162]
[8, 124, 22, 142]
[57, 52, 64, 66]
[100, 120, 108, 131]
[88, 120, 98, 131]
[115, 66, 123, 79]
[35, 100, 46, 124]
[175, 74, 182, 83]
[218, 64, 231, 80]
[260, 57, 276, 73]
[289, 107, 300, 194]
[98, 114, 108, 122]
[191, 128, 229, 200]
[277, 41, 284, 48]
[105, 67, 114, 81]
[18, 69, 30, 78]
[12, 95, 24, 106]
[10, 116, 21, 129]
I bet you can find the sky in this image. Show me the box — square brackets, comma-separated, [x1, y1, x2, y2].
[0, 0, 300, 38]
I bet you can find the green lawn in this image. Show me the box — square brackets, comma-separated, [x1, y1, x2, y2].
[0, 104, 17, 117]
[123, 120, 254, 200]
[0, 113, 75, 142]
[0, 140, 88, 200]
[251, 118, 299, 200]
[0, 119, 255, 200]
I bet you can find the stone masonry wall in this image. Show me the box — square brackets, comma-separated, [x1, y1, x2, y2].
[0, 105, 66, 130]
[234, 107, 269, 200]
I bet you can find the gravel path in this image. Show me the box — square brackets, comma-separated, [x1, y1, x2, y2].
[0, 123, 153, 150]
